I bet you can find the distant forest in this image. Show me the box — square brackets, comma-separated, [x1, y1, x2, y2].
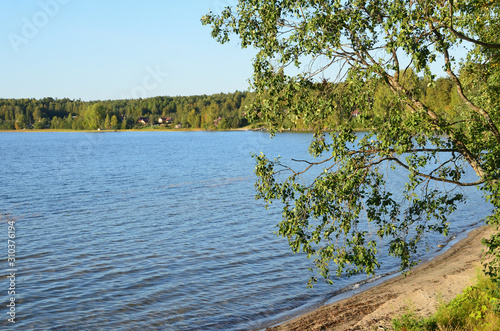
[0, 76, 461, 131]
[0, 91, 255, 130]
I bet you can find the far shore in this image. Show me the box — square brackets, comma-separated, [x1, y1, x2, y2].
[266, 226, 493, 331]
[0, 127, 253, 133]
[0, 126, 374, 133]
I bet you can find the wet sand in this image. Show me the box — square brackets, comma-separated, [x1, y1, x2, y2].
[267, 226, 493, 331]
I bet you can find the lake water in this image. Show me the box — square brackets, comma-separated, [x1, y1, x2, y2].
[0, 131, 492, 330]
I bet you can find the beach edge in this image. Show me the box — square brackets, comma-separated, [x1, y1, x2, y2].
[266, 225, 493, 331]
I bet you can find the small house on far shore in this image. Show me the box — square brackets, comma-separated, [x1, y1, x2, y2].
[158, 117, 173, 124]
[137, 117, 149, 125]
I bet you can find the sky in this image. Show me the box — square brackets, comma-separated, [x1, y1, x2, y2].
[0, 1, 471, 102]
[0, 0, 255, 101]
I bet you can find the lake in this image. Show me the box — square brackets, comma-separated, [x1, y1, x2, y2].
[0, 131, 492, 330]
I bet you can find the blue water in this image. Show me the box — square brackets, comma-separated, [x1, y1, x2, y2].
[0, 131, 492, 330]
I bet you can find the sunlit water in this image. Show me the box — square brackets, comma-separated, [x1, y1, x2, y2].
[0, 131, 492, 330]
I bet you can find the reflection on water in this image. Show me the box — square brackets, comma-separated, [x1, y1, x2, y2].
[0, 131, 491, 330]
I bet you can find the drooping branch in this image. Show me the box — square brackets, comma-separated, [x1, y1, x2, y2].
[290, 147, 473, 182]
[340, 153, 483, 187]
[388, 155, 485, 187]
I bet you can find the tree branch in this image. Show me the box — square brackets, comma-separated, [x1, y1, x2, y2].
[449, 27, 500, 48]
[388, 155, 484, 187]
[446, 0, 500, 49]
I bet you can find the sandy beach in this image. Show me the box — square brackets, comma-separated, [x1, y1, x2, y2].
[267, 226, 493, 331]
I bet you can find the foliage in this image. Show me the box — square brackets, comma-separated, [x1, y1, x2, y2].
[392, 273, 500, 331]
[0, 91, 254, 131]
[110, 115, 118, 129]
[203, 0, 500, 284]
[392, 309, 437, 331]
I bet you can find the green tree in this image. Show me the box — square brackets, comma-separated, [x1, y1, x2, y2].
[104, 114, 111, 129]
[33, 106, 42, 121]
[64, 115, 73, 129]
[33, 118, 44, 130]
[15, 113, 27, 129]
[203, 0, 500, 285]
[84, 103, 106, 130]
[149, 113, 155, 127]
[72, 116, 84, 130]
[50, 116, 61, 129]
[187, 109, 199, 128]
[372, 83, 396, 124]
[425, 78, 455, 117]
[110, 115, 118, 129]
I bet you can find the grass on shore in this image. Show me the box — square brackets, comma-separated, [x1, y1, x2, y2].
[392, 271, 500, 331]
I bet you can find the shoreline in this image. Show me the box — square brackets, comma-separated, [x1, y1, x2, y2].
[0, 128, 253, 133]
[0, 127, 373, 133]
[266, 226, 493, 331]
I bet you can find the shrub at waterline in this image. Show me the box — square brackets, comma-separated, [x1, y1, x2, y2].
[393, 272, 500, 331]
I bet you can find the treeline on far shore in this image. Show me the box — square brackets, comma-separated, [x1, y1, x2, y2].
[0, 75, 463, 131]
[0, 91, 255, 131]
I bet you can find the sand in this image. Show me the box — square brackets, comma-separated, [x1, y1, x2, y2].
[267, 226, 494, 331]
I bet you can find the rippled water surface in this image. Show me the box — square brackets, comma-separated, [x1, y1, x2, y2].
[0, 131, 492, 330]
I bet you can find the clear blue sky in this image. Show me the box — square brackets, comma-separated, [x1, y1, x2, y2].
[0, 0, 255, 101]
[1, 1, 469, 102]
